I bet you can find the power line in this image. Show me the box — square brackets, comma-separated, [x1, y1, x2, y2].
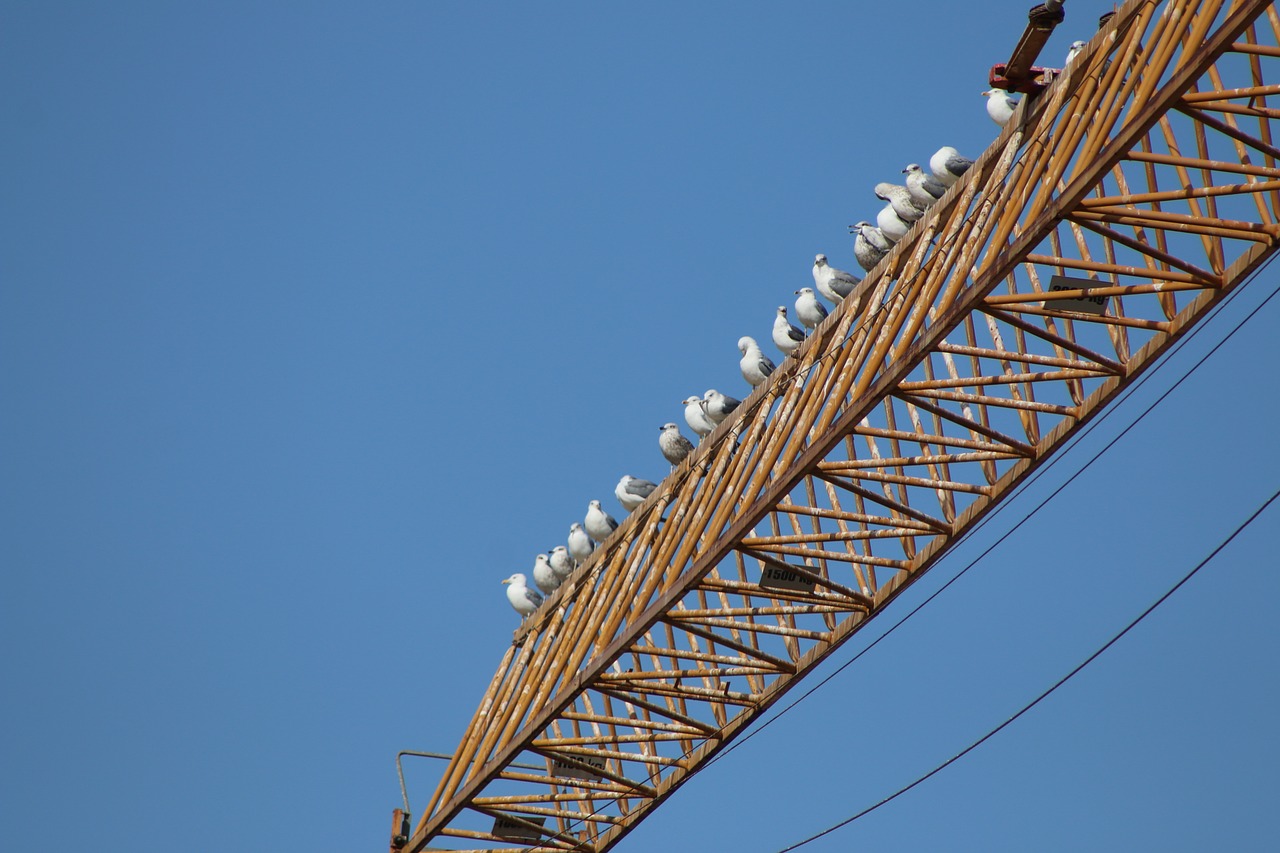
[696, 267, 1280, 774]
[773, 485, 1280, 852]
[512, 270, 1280, 853]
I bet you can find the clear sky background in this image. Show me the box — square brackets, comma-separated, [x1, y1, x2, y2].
[3, 2, 1278, 851]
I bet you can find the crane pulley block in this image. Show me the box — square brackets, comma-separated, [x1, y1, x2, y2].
[992, 0, 1067, 94]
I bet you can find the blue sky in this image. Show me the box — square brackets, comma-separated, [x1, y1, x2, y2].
[3, 2, 1277, 851]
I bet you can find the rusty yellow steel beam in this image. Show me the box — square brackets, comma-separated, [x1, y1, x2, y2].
[401, 1, 1280, 850]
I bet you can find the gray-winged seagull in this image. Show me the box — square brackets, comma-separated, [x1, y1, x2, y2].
[702, 390, 741, 425]
[503, 572, 543, 621]
[615, 475, 658, 512]
[532, 553, 561, 595]
[812, 253, 861, 303]
[737, 336, 776, 386]
[982, 89, 1019, 126]
[929, 146, 974, 186]
[772, 306, 805, 356]
[793, 288, 828, 331]
[682, 395, 717, 439]
[568, 522, 595, 563]
[904, 163, 947, 208]
[584, 499, 619, 542]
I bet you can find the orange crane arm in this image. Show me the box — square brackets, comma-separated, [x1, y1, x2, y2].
[402, 1, 1280, 849]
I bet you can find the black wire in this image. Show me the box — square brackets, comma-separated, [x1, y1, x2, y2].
[773, 485, 1280, 852]
[499, 132, 1277, 848]
[499, 27, 1186, 847]
[696, 268, 1280, 772]
[515, 262, 1280, 853]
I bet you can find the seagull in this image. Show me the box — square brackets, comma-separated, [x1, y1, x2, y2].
[873, 182, 925, 222]
[702, 389, 741, 425]
[532, 553, 561, 595]
[772, 306, 805, 356]
[585, 499, 618, 542]
[737, 336, 776, 386]
[812, 253, 861, 304]
[983, 89, 1020, 127]
[1065, 39, 1087, 66]
[568, 522, 595, 563]
[876, 204, 911, 243]
[851, 221, 891, 272]
[793, 288, 828, 331]
[929, 146, 974, 186]
[682, 395, 717, 439]
[903, 164, 948, 208]
[861, 222, 894, 252]
[548, 545, 574, 580]
[503, 572, 543, 621]
[659, 422, 695, 467]
[615, 474, 658, 512]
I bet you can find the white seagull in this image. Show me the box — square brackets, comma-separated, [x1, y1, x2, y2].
[982, 89, 1020, 127]
[1065, 39, 1087, 66]
[585, 499, 618, 542]
[876, 204, 911, 243]
[659, 422, 695, 467]
[851, 221, 891, 272]
[737, 336, 776, 387]
[903, 163, 947, 208]
[682, 395, 717, 439]
[702, 389, 741, 425]
[812, 253, 861, 304]
[873, 182, 925, 223]
[532, 553, 561, 595]
[772, 306, 805, 356]
[793, 287, 828, 331]
[929, 146, 974, 186]
[615, 475, 658, 512]
[568, 522, 595, 563]
[548, 545, 574, 580]
[503, 572, 543, 621]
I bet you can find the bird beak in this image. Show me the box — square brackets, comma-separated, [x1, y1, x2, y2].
[502, 579, 511, 584]
[794, 289, 801, 294]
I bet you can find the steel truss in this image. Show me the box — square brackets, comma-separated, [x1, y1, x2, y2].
[400, 1, 1280, 849]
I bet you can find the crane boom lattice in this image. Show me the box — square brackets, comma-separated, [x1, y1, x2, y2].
[402, 0, 1280, 849]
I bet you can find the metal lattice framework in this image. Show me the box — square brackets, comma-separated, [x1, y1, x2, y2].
[400, 0, 1280, 849]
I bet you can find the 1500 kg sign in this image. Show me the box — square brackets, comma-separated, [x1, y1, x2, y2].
[760, 564, 817, 593]
[1044, 274, 1109, 315]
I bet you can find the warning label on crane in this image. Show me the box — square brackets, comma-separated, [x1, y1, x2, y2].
[492, 814, 546, 841]
[551, 754, 606, 781]
[1044, 274, 1109, 315]
[760, 564, 817, 593]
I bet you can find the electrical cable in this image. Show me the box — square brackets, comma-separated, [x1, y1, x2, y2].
[446, 14, 1270, 844]
[494, 275, 1278, 853]
[502, 220, 1280, 853]
[695, 266, 1280, 774]
[500, 251, 1280, 853]
[773, 485, 1280, 852]
[421, 105, 1277, 849]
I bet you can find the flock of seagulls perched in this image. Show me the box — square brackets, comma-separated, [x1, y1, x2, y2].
[846, 146, 977, 281]
[502, 58, 1092, 621]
